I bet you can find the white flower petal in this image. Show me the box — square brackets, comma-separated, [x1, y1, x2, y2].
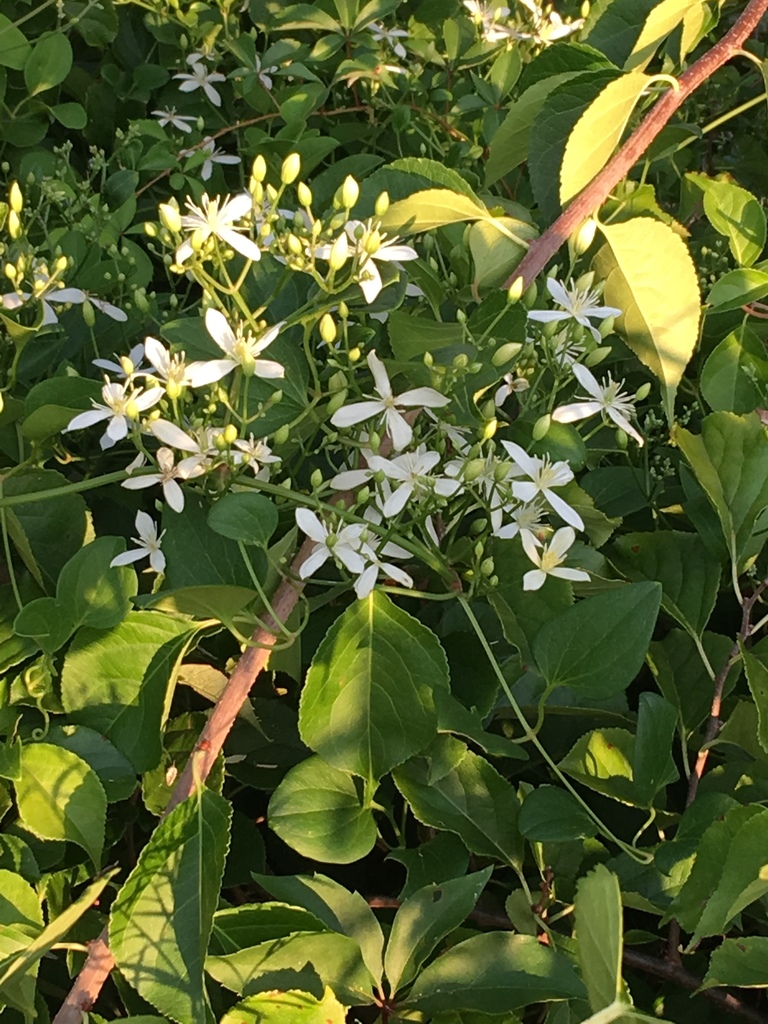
[163, 478, 185, 513]
[217, 226, 262, 262]
[185, 358, 234, 387]
[367, 350, 392, 399]
[382, 482, 413, 517]
[386, 408, 413, 451]
[150, 419, 199, 451]
[205, 308, 236, 356]
[544, 489, 584, 531]
[295, 508, 327, 543]
[523, 568, 546, 591]
[64, 408, 111, 432]
[110, 548, 148, 567]
[331, 400, 385, 428]
[396, 386, 449, 409]
[252, 358, 285, 379]
[551, 567, 590, 582]
[551, 401, 601, 424]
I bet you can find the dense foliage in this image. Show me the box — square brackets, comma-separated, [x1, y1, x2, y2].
[2, 1, 768, 1022]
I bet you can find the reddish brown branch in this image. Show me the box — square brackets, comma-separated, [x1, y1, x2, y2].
[52, 538, 315, 1024]
[504, 0, 768, 289]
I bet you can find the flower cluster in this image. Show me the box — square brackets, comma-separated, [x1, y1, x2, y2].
[463, 0, 583, 46]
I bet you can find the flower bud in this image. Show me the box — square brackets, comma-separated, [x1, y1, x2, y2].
[599, 316, 616, 338]
[363, 230, 382, 255]
[81, 299, 96, 327]
[166, 378, 182, 401]
[581, 1, 590, 18]
[584, 345, 611, 367]
[134, 288, 150, 313]
[338, 300, 349, 319]
[341, 175, 360, 209]
[480, 557, 495, 577]
[464, 458, 487, 482]
[144, 221, 158, 237]
[159, 201, 182, 233]
[492, 342, 522, 367]
[507, 276, 524, 304]
[423, 351, 433, 368]
[358, 486, 371, 504]
[287, 233, 303, 256]
[615, 427, 628, 449]
[56, 255, 68, 273]
[634, 382, 651, 401]
[297, 182, 313, 207]
[572, 218, 597, 255]
[532, 414, 551, 440]
[190, 228, 204, 252]
[8, 211, 21, 239]
[3, 263, 15, 281]
[271, 389, 284, 404]
[214, 431, 230, 451]
[369, 430, 382, 453]
[541, 320, 559, 340]
[9, 182, 22, 214]
[480, 399, 496, 420]
[328, 232, 349, 271]
[310, 468, 324, 490]
[453, 353, 469, 370]
[222, 423, 238, 445]
[482, 418, 498, 440]
[522, 281, 538, 308]
[328, 389, 348, 414]
[252, 155, 267, 182]
[456, 309, 467, 324]
[273, 424, 290, 445]
[319, 313, 337, 343]
[281, 152, 301, 185]
[329, 370, 346, 393]
[349, 346, 362, 362]
[374, 191, 390, 217]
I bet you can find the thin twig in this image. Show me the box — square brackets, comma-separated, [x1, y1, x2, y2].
[368, 897, 768, 1024]
[503, 0, 768, 289]
[51, 538, 315, 1024]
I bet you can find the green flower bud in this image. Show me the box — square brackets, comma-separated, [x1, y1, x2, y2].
[572, 218, 597, 255]
[8, 210, 21, 239]
[599, 316, 616, 338]
[273, 424, 290, 445]
[287, 233, 304, 256]
[81, 298, 96, 327]
[522, 281, 538, 309]
[369, 430, 382, 453]
[144, 221, 158, 237]
[456, 309, 467, 323]
[310, 468, 324, 490]
[338, 301, 349, 319]
[281, 152, 301, 185]
[507, 276, 524, 303]
[222, 423, 238, 445]
[616, 427, 628, 449]
[635, 382, 651, 401]
[329, 370, 347, 393]
[492, 342, 523, 367]
[374, 191, 390, 217]
[319, 313, 337, 343]
[9, 181, 22, 214]
[584, 345, 611, 367]
[423, 351, 433, 367]
[532, 413, 551, 440]
[328, 389, 348, 414]
[328, 232, 349, 271]
[453, 353, 469, 370]
[159, 201, 182, 233]
[252, 154, 267, 182]
[349, 346, 362, 363]
[480, 398, 496, 420]
[271, 389, 284, 404]
[464, 458, 487, 482]
[480, 557, 495, 576]
[482, 418, 498, 440]
[341, 175, 360, 209]
[190, 228, 204, 252]
[297, 182, 313, 207]
[358, 486, 371, 504]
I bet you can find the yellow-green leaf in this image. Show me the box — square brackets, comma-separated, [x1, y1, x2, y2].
[625, 0, 699, 71]
[381, 189, 487, 236]
[220, 987, 347, 1024]
[594, 218, 700, 405]
[560, 73, 651, 204]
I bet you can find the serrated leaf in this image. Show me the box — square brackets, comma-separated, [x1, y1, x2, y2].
[700, 326, 768, 413]
[381, 188, 488, 235]
[560, 73, 651, 203]
[584, 0, 693, 70]
[518, 786, 597, 842]
[468, 216, 538, 290]
[575, 865, 623, 1011]
[632, 693, 679, 805]
[15, 743, 106, 867]
[594, 218, 700, 402]
[625, 0, 699, 70]
[689, 173, 766, 267]
[219, 988, 347, 1024]
[210, 904, 329, 956]
[268, 755, 377, 864]
[299, 592, 449, 783]
[741, 638, 768, 755]
[702, 937, 768, 990]
[110, 789, 232, 1024]
[388, 158, 482, 203]
[707, 267, 768, 311]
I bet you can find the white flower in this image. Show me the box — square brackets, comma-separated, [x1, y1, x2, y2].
[316, 220, 418, 304]
[463, 0, 513, 42]
[3, 285, 127, 325]
[550, 328, 585, 368]
[254, 55, 278, 90]
[110, 511, 166, 574]
[121, 446, 205, 513]
[367, 446, 461, 517]
[501, 440, 584, 531]
[204, 308, 284, 379]
[149, 419, 219, 472]
[521, 526, 589, 591]
[152, 107, 196, 133]
[513, 0, 583, 44]
[144, 335, 232, 393]
[64, 381, 162, 450]
[552, 362, 644, 446]
[331, 350, 449, 451]
[295, 509, 367, 580]
[176, 192, 261, 265]
[173, 58, 227, 106]
[354, 547, 413, 599]
[369, 22, 409, 59]
[93, 343, 146, 381]
[493, 499, 546, 542]
[445, 450, 510, 532]
[495, 373, 529, 407]
[528, 278, 621, 343]
[186, 137, 240, 182]
[232, 435, 281, 478]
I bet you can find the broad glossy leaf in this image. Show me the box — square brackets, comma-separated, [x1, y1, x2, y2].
[388, 158, 482, 203]
[385, 868, 492, 993]
[403, 932, 585, 1013]
[701, 326, 768, 413]
[161, 497, 266, 589]
[625, 0, 700, 70]
[594, 218, 700, 401]
[702, 937, 768, 990]
[584, 0, 692, 69]
[518, 785, 596, 842]
[207, 492, 278, 546]
[575, 865, 623, 1011]
[560, 728, 637, 805]
[469, 217, 538, 290]
[674, 412, 768, 568]
[649, 629, 738, 732]
[0, 869, 43, 1017]
[110, 789, 232, 1024]
[299, 592, 449, 783]
[708, 267, 768, 311]
[632, 693, 679, 805]
[612, 531, 720, 636]
[15, 743, 106, 867]
[24, 32, 72, 95]
[253, 872, 384, 986]
[61, 612, 195, 772]
[220, 988, 347, 1024]
[532, 582, 661, 698]
[690, 173, 766, 267]
[741, 638, 768, 755]
[268, 755, 377, 864]
[210, 904, 329, 956]
[393, 739, 524, 868]
[381, 189, 488, 235]
[0, 14, 31, 69]
[560, 73, 651, 203]
[386, 310, 463, 361]
[389, 832, 470, 900]
[46, 724, 136, 803]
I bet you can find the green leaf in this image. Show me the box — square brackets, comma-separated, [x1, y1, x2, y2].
[385, 310, 464, 361]
[594, 218, 701, 403]
[13, 597, 72, 655]
[649, 629, 738, 732]
[0, 14, 31, 70]
[674, 412, 768, 569]
[299, 592, 449, 783]
[210, 904, 329, 956]
[518, 786, 597, 842]
[625, 0, 700, 70]
[532, 582, 661, 698]
[584, 0, 693, 70]
[435, 690, 527, 760]
[110, 789, 232, 1024]
[22, 377, 102, 441]
[632, 693, 679, 805]
[468, 216, 538, 291]
[702, 937, 768, 990]
[392, 739, 524, 868]
[0, 869, 43, 934]
[708, 267, 768, 311]
[403, 933, 585, 1013]
[381, 189, 488, 236]
[689, 173, 766, 267]
[207, 492, 278, 546]
[700, 326, 768, 413]
[560, 73, 651, 203]
[49, 101, 87, 129]
[611, 532, 720, 637]
[389, 832, 470, 900]
[220, 988, 347, 1024]
[529, 70, 619, 220]
[161, 497, 266, 589]
[559, 728, 637, 805]
[0, 867, 42, 1014]
[24, 32, 73, 95]
[61, 611, 195, 772]
[268, 755, 377, 864]
[668, 805, 768, 948]
[252, 872, 384, 986]
[388, 158, 482, 203]
[46, 724, 136, 803]
[575, 865, 623, 1011]
[15, 743, 106, 867]
[385, 868, 493, 994]
[741, 638, 768, 755]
